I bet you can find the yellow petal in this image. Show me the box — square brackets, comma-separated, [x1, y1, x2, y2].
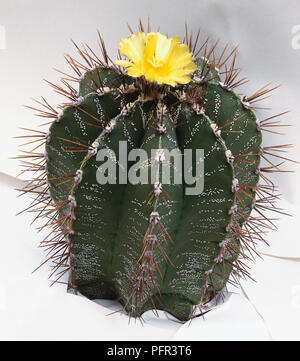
[114, 59, 133, 68]
[118, 32, 146, 64]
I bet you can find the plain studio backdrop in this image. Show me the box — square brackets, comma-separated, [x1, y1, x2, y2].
[0, 0, 300, 340]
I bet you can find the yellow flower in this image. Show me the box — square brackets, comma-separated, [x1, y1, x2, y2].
[115, 32, 197, 87]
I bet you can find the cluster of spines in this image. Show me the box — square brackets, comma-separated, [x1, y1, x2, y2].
[15, 20, 298, 319]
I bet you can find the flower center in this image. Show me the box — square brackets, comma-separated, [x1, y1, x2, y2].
[147, 56, 164, 68]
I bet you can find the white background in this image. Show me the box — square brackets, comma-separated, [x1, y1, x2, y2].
[0, 0, 300, 340]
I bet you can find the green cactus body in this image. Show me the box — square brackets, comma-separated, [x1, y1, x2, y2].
[42, 56, 261, 320]
[20, 30, 288, 322]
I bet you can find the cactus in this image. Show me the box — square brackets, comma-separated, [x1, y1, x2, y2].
[17, 23, 296, 321]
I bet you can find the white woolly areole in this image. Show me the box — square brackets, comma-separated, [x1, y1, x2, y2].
[256, 119, 261, 130]
[225, 150, 235, 164]
[219, 81, 229, 90]
[153, 182, 163, 196]
[202, 56, 210, 64]
[205, 269, 213, 276]
[121, 102, 135, 116]
[241, 95, 251, 109]
[44, 151, 49, 162]
[177, 91, 186, 102]
[226, 223, 233, 232]
[45, 131, 51, 143]
[210, 123, 222, 138]
[56, 110, 63, 123]
[74, 169, 83, 184]
[149, 212, 160, 225]
[105, 119, 116, 134]
[156, 103, 167, 116]
[140, 263, 149, 270]
[74, 96, 84, 106]
[219, 237, 230, 248]
[88, 141, 100, 156]
[146, 234, 158, 244]
[97, 87, 111, 96]
[144, 250, 152, 259]
[192, 103, 205, 115]
[118, 83, 136, 94]
[68, 195, 77, 208]
[232, 178, 240, 192]
[156, 123, 167, 134]
[228, 204, 238, 215]
[214, 254, 224, 263]
[155, 149, 166, 163]
[193, 75, 205, 84]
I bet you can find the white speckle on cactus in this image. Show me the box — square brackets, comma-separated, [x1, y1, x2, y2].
[232, 178, 240, 192]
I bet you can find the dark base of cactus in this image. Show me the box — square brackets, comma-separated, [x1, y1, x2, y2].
[118, 293, 194, 322]
[76, 281, 117, 300]
[153, 294, 194, 321]
[75, 281, 195, 321]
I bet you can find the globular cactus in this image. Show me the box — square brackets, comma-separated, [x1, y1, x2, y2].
[17, 22, 296, 321]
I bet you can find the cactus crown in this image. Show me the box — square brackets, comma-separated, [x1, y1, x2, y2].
[17, 21, 296, 321]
